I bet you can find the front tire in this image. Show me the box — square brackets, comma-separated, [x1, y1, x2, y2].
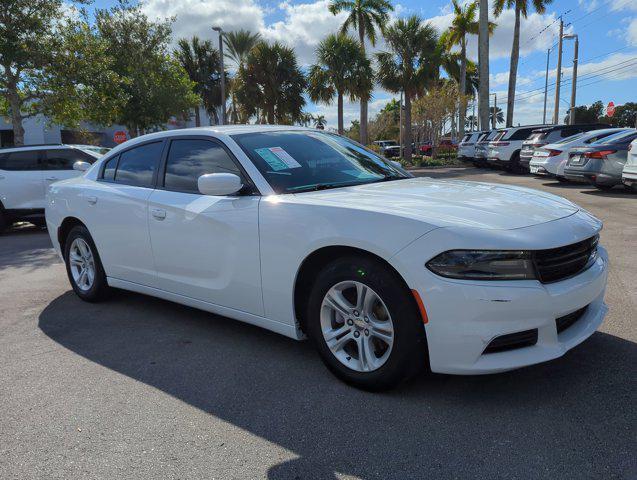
[64, 225, 111, 302]
[306, 255, 428, 391]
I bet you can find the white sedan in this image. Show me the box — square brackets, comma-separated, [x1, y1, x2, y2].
[45, 126, 608, 390]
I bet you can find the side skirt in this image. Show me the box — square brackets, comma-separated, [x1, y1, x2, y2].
[106, 277, 303, 340]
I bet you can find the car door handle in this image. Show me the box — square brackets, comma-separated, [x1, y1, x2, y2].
[86, 195, 97, 205]
[151, 208, 166, 220]
[45, 176, 59, 181]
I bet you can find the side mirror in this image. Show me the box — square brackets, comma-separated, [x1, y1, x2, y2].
[73, 160, 91, 172]
[198, 173, 243, 196]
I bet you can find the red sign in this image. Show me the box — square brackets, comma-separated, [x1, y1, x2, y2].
[113, 130, 127, 144]
[607, 102, 615, 117]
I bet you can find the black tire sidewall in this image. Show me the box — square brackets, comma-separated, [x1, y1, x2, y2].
[306, 255, 428, 390]
[64, 225, 109, 302]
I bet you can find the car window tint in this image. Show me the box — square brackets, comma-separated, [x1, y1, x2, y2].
[0, 150, 41, 171]
[114, 142, 163, 187]
[164, 139, 242, 193]
[509, 128, 536, 140]
[45, 149, 94, 170]
[102, 155, 119, 181]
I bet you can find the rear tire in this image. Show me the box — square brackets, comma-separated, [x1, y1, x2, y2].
[306, 255, 428, 391]
[593, 182, 614, 191]
[64, 225, 111, 302]
[556, 176, 569, 183]
[0, 210, 7, 233]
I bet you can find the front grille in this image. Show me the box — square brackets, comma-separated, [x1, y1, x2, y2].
[556, 306, 588, 334]
[532, 235, 599, 284]
[484, 329, 538, 354]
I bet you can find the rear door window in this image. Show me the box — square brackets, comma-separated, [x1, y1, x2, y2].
[508, 128, 537, 141]
[113, 142, 163, 187]
[0, 150, 42, 171]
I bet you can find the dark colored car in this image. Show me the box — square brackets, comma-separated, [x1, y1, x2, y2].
[520, 124, 609, 170]
[564, 129, 637, 190]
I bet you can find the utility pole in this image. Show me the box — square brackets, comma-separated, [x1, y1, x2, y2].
[552, 18, 564, 125]
[564, 34, 579, 125]
[542, 48, 551, 124]
[212, 26, 226, 125]
[399, 91, 403, 156]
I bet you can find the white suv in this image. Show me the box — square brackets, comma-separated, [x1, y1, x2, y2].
[0, 144, 100, 232]
[486, 125, 544, 172]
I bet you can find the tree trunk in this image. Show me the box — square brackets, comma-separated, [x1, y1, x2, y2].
[337, 91, 344, 134]
[5, 75, 25, 146]
[506, 4, 521, 127]
[358, 24, 369, 145]
[459, 37, 467, 137]
[478, 0, 490, 130]
[194, 106, 201, 127]
[403, 93, 412, 161]
[267, 105, 275, 125]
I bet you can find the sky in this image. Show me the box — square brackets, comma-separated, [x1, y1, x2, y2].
[89, 0, 637, 129]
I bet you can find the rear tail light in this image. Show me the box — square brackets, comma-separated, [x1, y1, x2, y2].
[491, 142, 510, 147]
[547, 149, 562, 157]
[585, 150, 616, 159]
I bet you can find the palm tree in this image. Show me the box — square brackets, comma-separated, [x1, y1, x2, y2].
[174, 36, 222, 126]
[236, 41, 306, 124]
[223, 30, 261, 67]
[313, 114, 326, 129]
[440, 0, 494, 137]
[328, 0, 393, 144]
[223, 30, 261, 124]
[494, 0, 552, 126]
[489, 105, 504, 126]
[376, 16, 439, 160]
[478, 0, 491, 130]
[308, 33, 373, 135]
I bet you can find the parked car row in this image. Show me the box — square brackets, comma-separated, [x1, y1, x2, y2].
[458, 124, 637, 192]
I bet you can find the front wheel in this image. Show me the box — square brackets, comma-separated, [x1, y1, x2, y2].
[306, 256, 428, 391]
[64, 225, 111, 302]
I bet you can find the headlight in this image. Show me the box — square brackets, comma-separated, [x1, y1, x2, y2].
[426, 250, 536, 280]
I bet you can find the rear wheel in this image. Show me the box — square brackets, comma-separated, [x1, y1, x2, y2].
[306, 255, 428, 391]
[0, 210, 7, 233]
[64, 225, 111, 302]
[556, 176, 569, 183]
[593, 182, 614, 191]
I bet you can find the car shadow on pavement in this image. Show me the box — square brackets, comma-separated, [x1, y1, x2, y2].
[38, 290, 637, 479]
[0, 230, 60, 271]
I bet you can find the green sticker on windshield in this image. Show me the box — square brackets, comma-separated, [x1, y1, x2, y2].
[255, 147, 302, 171]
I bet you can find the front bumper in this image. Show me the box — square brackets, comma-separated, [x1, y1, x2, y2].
[391, 216, 607, 375]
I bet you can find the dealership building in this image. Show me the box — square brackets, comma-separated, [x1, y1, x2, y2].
[0, 107, 213, 148]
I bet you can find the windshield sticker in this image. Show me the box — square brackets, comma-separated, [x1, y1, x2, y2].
[255, 147, 301, 171]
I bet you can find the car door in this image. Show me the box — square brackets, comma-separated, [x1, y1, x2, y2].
[82, 140, 164, 287]
[43, 148, 97, 185]
[0, 149, 46, 211]
[147, 136, 263, 316]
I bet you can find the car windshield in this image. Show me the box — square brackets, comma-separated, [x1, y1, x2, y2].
[233, 130, 409, 194]
[591, 130, 636, 145]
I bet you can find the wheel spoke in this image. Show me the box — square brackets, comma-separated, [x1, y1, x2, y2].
[323, 323, 351, 343]
[326, 330, 354, 352]
[78, 268, 88, 288]
[357, 335, 376, 372]
[324, 289, 353, 316]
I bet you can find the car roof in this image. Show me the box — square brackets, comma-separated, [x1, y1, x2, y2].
[0, 144, 80, 153]
[531, 123, 610, 133]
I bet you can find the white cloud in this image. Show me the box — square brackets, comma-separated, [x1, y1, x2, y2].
[628, 17, 637, 46]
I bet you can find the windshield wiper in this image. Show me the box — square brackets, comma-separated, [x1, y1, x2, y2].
[287, 182, 354, 193]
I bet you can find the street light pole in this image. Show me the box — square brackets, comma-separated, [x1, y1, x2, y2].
[212, 26, 226, 125]
[542, 48, 551, 124]
[563, 34, 579, 125]
[552, 18, 564, 124]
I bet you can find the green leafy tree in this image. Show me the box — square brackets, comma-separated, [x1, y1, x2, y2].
[313, 114, 326, 129]
[564, 101, 604, 124]
[599, 102, 637, 127]
[493, 0, 552, 126]
[0, 0, 122, 145]
[328, 0, 393, 144]
[175, 36, 222, 126]
[95, 4, 199, 136]
[440, 0, 494, 136]
[236, 41, 306, 124]
[308, 33, 373, 134]
[376, 16, 439, 159]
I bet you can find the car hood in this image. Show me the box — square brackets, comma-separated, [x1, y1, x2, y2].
[290, 177, 579, 230]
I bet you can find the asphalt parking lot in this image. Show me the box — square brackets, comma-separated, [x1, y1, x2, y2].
[1, 167, 635, 480]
